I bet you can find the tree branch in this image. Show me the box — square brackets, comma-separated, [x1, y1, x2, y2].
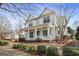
[0, 7, 16, 13]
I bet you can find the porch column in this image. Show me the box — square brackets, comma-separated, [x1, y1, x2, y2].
[27, 29, 29, 40]
[48, 27, 50, 38]
[48, 27, 51, 43]
[35, 28, 37, 39]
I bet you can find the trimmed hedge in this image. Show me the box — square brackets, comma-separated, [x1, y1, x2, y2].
[13, 44, 36, 53]
[47, 46, 58, 56]
[63, 47, 79, 56]
[37, 45, 46, 55]
[28, 45, 36, 53]
[12, 44, 60, 56]
[13, 44, 24, 49]
[13, 44, 18, 49]
[22, 45, 28, 51]
[0, 41, 9, 46]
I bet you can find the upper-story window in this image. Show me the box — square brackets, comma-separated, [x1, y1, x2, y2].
[43, 16, 50, 23]
[29, 23, 33, 27]
[36, 20, 39, 25]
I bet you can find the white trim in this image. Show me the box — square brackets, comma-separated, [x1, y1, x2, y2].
[27, 29, 29, 40]
[35, 28, 37, 39]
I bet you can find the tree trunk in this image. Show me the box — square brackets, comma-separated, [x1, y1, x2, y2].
[60, 29, 64, 40]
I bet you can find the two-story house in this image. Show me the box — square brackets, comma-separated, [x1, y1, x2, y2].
[20, 8, 68, 41]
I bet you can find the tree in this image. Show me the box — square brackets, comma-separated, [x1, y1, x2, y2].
[0, 16, 12, 39]
[10, 4, 41, 41]
[73, 20, 79, 31]
[12, 14, 24, 40]
[67, 26, 74, 39]
[55, 4, 76, 40]
[75, 26, 79, 40]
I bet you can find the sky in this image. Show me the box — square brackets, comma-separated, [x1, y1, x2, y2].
[0, 3, 79, 31]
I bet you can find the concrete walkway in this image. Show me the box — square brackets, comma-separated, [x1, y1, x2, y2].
[0, 44, 34, 56]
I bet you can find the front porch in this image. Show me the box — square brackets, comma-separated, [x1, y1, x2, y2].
[21, 23, 54, 41]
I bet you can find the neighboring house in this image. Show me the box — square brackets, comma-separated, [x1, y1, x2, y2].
[3, 31, 19, 41]
[20, 8, 68, 41]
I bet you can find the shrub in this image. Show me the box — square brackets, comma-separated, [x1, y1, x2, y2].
[28, 45, 36, 53]
[0, 41, 9, 45]
[18, 44, 25, 50]
[22, 45, 28, 51]
[13, 44, 19, 49]
[37, 45, 46, 55]
[18, 38, 26, 42]
[75, 32, 79, 40]
[75, 26, 79, 40]
[63, 47, 79, 56]
[47, 46, 58, 56]
[13, 44, 23, 49]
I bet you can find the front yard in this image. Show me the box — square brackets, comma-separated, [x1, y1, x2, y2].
[0, 40, 72, 56]
[0, 39, 74, 56]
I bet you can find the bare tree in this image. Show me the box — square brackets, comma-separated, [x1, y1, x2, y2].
[0, 16, 12, 39]
[55, 4, 76, 40]
[9, 4, 42, 41]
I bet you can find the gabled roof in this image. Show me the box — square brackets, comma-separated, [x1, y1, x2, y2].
[39, 8, 55, 16]
[26, 14, 37, 22]
[28, 15, 35, 20]
[25, 8, 55, 22]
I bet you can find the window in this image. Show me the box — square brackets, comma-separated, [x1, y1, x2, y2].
[29, 32, 33, 38]
[36, 20, 39, 25]
[43, 17, 47, 23]
[37, 31, 40, 36]
[43, 16, 50, 23]
[43, 30, 48, 36]
[47, 16, 50, 22]
[29, 23, 33, 27]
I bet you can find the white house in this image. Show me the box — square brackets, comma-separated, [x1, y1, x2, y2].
[20, 8, 68, 41]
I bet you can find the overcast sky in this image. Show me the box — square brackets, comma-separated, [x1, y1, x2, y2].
[0, 3, 79, 30]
